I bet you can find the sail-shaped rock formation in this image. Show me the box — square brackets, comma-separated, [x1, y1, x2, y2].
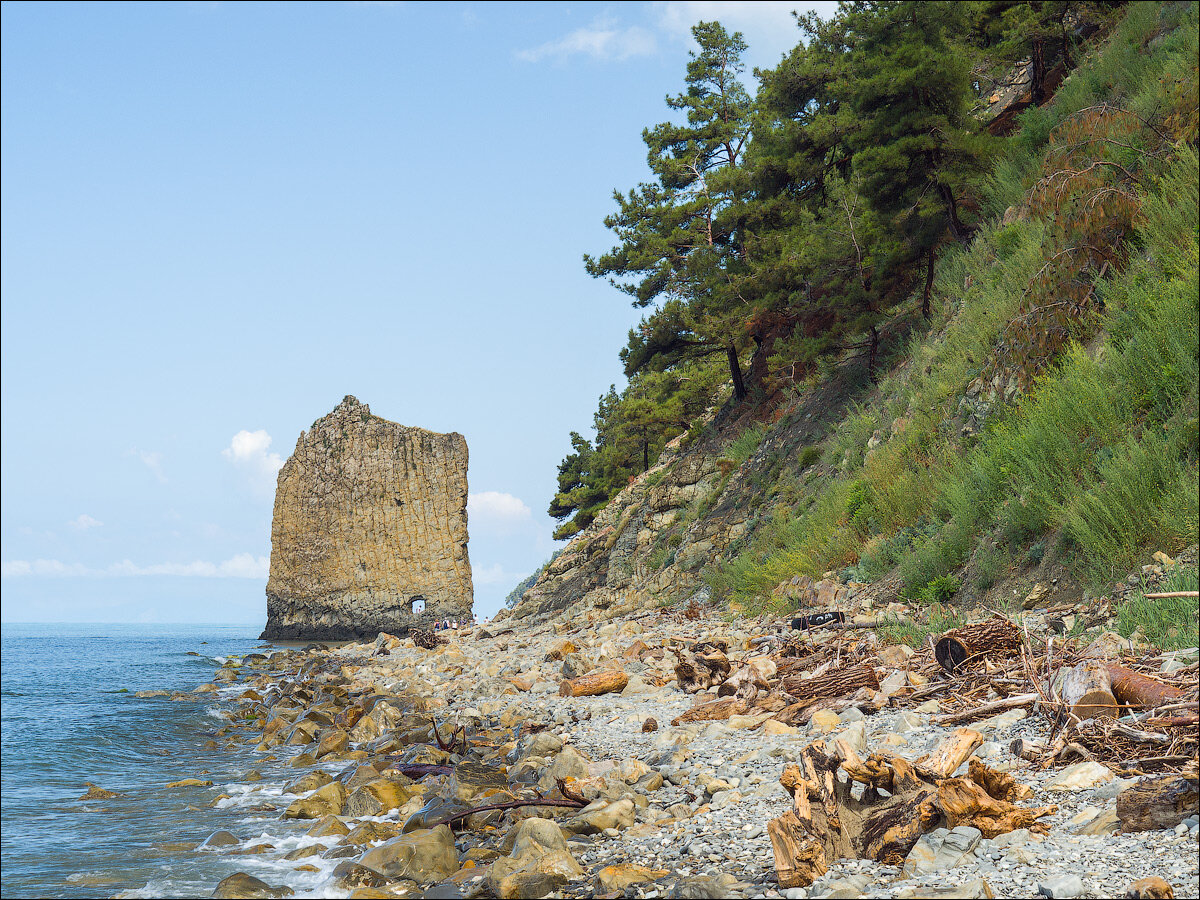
[261, 396, 472, 641]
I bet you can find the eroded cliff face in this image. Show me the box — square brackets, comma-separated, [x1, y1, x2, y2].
[261, 396, 472, 641]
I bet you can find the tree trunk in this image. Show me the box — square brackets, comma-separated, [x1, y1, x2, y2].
[1053, 661, 1119, 722]
[727, 345, 747, 401]
[867, 325, 879, 383]
[922, 249, 936, 319]
[1106, 664, 1190, 709]
[1031, 38, 1047, 106]
[559, 669, 629, 698]
[768, 731, 1057, 886]
[769, 809, 828, 888]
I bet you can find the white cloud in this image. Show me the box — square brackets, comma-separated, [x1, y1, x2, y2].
[68, 514, 103, 530]
[0, 554, 270, 579]
[468, 491, 533, 536]
[516, 16, 657, 63]
[223, 429, 285, 493]
[133, 448, 167, 483]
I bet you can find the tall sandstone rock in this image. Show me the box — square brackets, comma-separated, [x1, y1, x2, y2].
[261, 396, 472, 641]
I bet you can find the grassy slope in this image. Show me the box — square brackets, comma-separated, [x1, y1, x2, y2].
[705, 2, 1199, 622]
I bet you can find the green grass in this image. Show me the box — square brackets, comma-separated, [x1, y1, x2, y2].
[1117, 566, 1200, 651]
[709, 5, 1198, 611]
[876, 605, 967, 648]
[726, 424, 767, 465]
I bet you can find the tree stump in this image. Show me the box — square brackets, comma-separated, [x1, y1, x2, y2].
[1053, 660, 1119, 721]
[934, 616, 1021, 672]
[768, 730, 1055, 887]
[558, 669, 628, 698]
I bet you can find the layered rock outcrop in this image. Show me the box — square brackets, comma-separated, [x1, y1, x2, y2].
[261, 396, 472, 641]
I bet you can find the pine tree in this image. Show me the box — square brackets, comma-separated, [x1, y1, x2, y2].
[585, 22, 755, 399]
[844, 1, 995, 316]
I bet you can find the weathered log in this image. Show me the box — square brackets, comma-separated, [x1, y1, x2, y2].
[559, 669, 629, 698]
[781, 662, 880, 703]
[670, 697, 749, 726]
[934, 616, 1022, 672]
[916, 728, 984, 779]
[1054, 660, 1119, 721]
[1116, 774, 1200, 832]
[1107, 664, 1192, 709]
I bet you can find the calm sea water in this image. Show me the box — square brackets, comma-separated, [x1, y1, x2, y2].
[0, 623, 343, 899]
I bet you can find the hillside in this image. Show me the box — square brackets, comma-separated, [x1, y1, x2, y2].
[508, 1, 1199, 648]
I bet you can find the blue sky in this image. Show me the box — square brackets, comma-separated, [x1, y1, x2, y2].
[1, 0, 834, 625]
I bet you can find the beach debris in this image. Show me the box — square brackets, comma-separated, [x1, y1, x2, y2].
[768, 727, 1056, 888]
[1125, 876, 1177, 898]
[934, 615, 1022, 673]
[1115, 765, 1200, 832]
[558, 668, 629, 697]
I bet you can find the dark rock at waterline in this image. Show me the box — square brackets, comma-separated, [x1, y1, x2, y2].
[198, 829, 240, 850]
[211, 872, 294, 898]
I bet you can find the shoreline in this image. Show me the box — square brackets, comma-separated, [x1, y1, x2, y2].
[102, 598, 1200, 900]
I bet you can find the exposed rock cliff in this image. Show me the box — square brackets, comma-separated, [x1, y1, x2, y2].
[261, 396, 472, 641]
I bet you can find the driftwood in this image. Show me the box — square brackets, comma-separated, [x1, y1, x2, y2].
[559, 669, 629, 698]
[1054, 660, 1119, 721]
[768, 729, 1056, 887]
[782, 662, 880, 703]
[673, 647, 731, 693]
[1107, 664, 1191, 709]
[1116, 771, 1200, 832]
[1126, 877, 1177, 899]
[670, 697, 750, 726]
[1142, 591, 1200, 599]
[937, 692, 1039, 726]
[934, 616, 1022, 672]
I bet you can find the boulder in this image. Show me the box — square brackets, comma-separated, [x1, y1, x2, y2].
[199, 830, 241, 850]
[211, 873, 294, 898]
[284, 771, 333, 795]
[356, 825, 459, 883]
[486, 817, 584, 900]
[1044, 761, 1114, 793]
[596, 864, 663, 892]
[344, 779, 422, 818]
[564, 797, 636, 834]
[283, 780, 347, 819]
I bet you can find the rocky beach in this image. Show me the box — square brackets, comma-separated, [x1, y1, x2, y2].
[93, 580, 1199, 900]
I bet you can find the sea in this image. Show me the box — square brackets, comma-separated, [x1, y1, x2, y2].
[0, 623, 348, 899]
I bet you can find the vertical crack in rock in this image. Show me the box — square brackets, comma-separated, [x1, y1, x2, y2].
[260, 395, 472, 641]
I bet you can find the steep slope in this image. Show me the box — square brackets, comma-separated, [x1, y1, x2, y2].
[511, 2, 1199, 628]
